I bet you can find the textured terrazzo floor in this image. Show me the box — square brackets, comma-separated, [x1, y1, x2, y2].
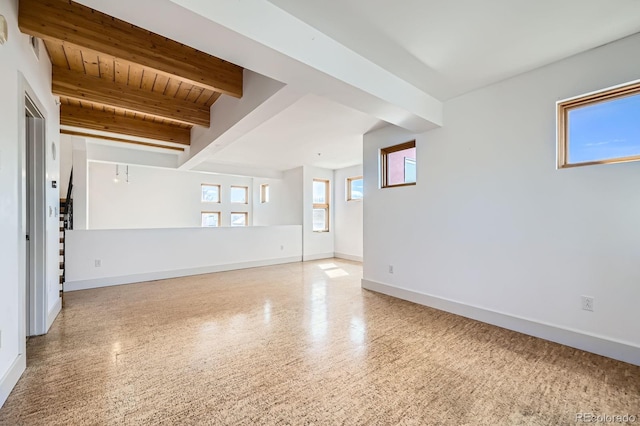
[0, 259, 639, 425]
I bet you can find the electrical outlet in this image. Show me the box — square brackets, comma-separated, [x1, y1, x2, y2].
[581, 296, 594, 312]
[388, 265, 394, 274]
[94, 259, 101, 268]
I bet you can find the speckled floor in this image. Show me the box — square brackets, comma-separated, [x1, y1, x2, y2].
[0, 259, 638, 425]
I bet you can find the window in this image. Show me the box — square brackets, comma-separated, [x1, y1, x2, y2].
[201, 212, 220, 227]
[230, 186, 248, 203]
[313, 179, 330, 232]
[201, 184, 220, 203]
[558, 81, 640, 168]
[381, 140, 416, 188]
[230, 212, 248, 227]
[347, 176, 363, 201]
[260, 184, 270, 203]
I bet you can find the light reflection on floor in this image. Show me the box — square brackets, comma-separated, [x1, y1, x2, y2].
[318, 262, 350, 278]
[263, 299, 272, 325]
[317, 263, 338, 270]
[349, 316, 366, 345]
[310, 281, 328, 341]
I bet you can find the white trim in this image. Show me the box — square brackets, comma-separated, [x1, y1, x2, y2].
[362, 278, 640, 366]
[46, 297, 62, 332]
[334, 252, 363, 262]
[17, 73, 51, 344]
[557, 77, 640, 104]
[65, 256, 302, 291]
[302, 252, 335, 261]
[0, 354, 26, 409]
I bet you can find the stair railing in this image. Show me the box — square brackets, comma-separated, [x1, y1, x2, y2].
[63, 168, 73, 230]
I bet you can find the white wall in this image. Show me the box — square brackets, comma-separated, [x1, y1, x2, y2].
[87, 139, 180, 169]
[0, 0, 61, 407]
[252, 175, 299, 226]
[281, 167, 303, 226]
[362, 34, 640, 365]
[65, 226, 302, 290]
[334, 165, 363, 261]
[88, 162, 254, 229]
[59, 135, 73, 197]
[302, 165, 334, 260]
[70, 137, 88, 229]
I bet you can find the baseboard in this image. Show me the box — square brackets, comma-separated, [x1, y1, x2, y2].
[65, 256, 302, 292]
[0, 354, 26, 409]
[333, 252, 363, 262]
[46, 297, 62, 332]
[362, 278, 640, 367]
[302, 252, 335, 261]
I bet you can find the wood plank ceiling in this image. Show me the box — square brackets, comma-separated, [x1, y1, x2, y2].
[18, 0, 244, 149]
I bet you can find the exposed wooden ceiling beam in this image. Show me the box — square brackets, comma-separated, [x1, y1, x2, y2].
[60, 104, 191, 145]
[60, 129, 185, 152]
[18, 0, 243, 98]
[52, 67, 210, 127]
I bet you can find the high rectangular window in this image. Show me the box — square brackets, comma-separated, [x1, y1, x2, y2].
[230, 212, 248, 227]
[201, 212, 220, 227]
[230, 186, 248, 204]
[558, 81, 640, 168]
[381, 141, 416, 187]
[201, 184, 220, 203]
[260, 184, 270, 203]
[347, 176, 363, 201]
[313, 179, 330, 232]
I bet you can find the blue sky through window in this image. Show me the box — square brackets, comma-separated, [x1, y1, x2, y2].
[568, 93, 640, 164]
[350, 178, 363, 200]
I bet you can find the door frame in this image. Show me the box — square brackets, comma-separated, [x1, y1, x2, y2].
[18, 74, 49, 348]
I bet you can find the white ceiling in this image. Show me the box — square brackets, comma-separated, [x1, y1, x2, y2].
[76, 0, 640, 174]
[267, 0, 640, 100]
[202, 94, 382, 171]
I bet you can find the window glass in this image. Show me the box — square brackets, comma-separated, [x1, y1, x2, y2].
[566, 93, 640, 164]
[201, 185, 220, 203]
[381, 141, 416, 187]
[312, 179, 330, 232]
[313, 180, 327, 204]
[230, 186, 248, 203]
[348, 177, 363, 200]
[313, 208, 328, 232]
[231, 212, 247, 227]
[201, 212, 220, 227]
[404, 159, 416, 183]
[260, 184, 270, 203]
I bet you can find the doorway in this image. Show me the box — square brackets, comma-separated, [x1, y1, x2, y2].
[23, 94, 47, 338]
